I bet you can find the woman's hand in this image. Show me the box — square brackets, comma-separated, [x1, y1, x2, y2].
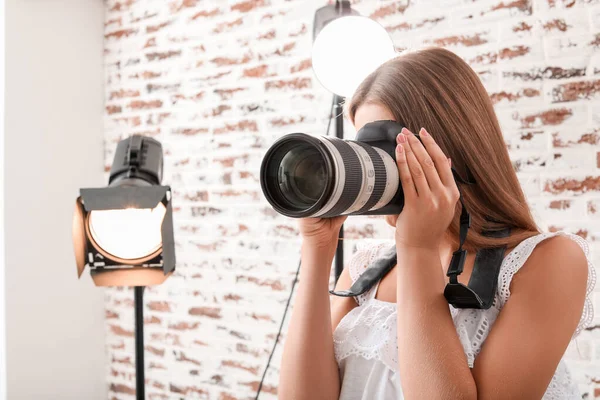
[298, 216, 347, 248]
[390, 127, 460, 251]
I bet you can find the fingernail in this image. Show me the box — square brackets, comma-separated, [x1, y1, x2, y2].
[420, 128, 429, 137]
[398, 134, 406, 143]
[396, 144, 403, 153]
[396, 133, 402, 144]
[401, 127, 410, 135]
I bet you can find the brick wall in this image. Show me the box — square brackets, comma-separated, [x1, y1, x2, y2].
[103, 0, 600, 398]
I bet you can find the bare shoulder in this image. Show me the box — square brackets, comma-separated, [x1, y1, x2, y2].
[511, 233, 588, 317]
[518, 233, 587, 281]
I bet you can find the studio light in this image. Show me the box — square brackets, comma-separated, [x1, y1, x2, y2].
[312, 2, 396, 98]
[72, 135, 175, 400]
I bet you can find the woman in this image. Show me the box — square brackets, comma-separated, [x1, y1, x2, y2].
[278, 47, 595, 399]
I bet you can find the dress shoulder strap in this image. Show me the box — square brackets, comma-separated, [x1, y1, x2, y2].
[347, 242, 393, 305]
[497, 231, 596, 337]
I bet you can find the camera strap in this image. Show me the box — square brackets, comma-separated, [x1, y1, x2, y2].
[330, 167, 511, 309]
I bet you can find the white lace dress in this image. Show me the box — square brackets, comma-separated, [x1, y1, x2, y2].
[333, 231, 596, 399]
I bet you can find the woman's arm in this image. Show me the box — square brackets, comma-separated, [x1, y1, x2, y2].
[395, 234, 588, 400]
[278, 238, 342, 400]
[395, 246, 477, 400]
[392, 127, 589, 399]
[470, 235, 587, 399]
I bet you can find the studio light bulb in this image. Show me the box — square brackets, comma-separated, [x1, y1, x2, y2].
[87, 203, 166, 261]
[311, 16, 396, 98]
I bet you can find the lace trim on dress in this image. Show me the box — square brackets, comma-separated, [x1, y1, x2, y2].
[497, 231, 596, 337]
[348, 242, 393, 305]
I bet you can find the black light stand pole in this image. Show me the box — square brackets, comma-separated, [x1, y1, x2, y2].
[334, 94, 345, 283]
[134, 286, 145, 400]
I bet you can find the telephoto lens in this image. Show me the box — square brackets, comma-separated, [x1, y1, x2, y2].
[260, 120, 408, 218]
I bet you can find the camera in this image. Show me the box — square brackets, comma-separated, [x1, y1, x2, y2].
[260, 120, 409, 218]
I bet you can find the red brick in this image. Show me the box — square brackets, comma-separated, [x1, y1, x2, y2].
[144, 38, 157, 48]
[189, 307, 222, 319]
[190, 7, 221, 20]
[105, 28, 138, 40]
[109, 0, 137, 12]
[214, 87, 247, 101]
[205, 105, 231, 117]
[170, 0, 199, 13]
[242, 64, 273, 78]
[172, 127, 209, 135]
[129, 99, 163, 109]
[520, 107, 573, 128]
[211, 53, 253, 67]
[269, 115, 308, 127]
[170, 91, 205, 104]
[212, 17, 243, 34]
[147, 20, 171, 33]
[258, 41, 297, 61]
[551, 79, 600, 102]
[427, 32, 489, 47]
[258, 29, 276, 40]
[109, 324, 133, 337]
[468, 49, 498, 66]
[147, 83, 181, 94]
[549, 200, 572, 210]
[502, 65, 586, 81]
[222, 360, 260, 375]
[542, 18, 569, 32]
[130, 71, 162, 80]
[544, 176, 600, 194]
[146, 346, 165, 357]
[105, 17, 122, 29]
[109, 88, 140, 100]
[290, 59, 311, 73]
[213, 120, 258, 134]
[169, 321, 200, 331]
[130, 11, 158, 24]
[110, 383, 136, 395]
[169, 384, 209, 396]
[369, 2, 410, 19]
[231, 0, 269, 12]
[265, 76, 311, 91]
[147, 301, 172, 312]
[499, 44, 530, 60]
[183, 191, 209, 202]
[106, 105, 122, 115]
[490, 87, 541, 105]
[145, 50, 181, 61]
[175, 351, 202, 366]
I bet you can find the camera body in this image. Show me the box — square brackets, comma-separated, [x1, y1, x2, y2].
[351, 119, 406, 216]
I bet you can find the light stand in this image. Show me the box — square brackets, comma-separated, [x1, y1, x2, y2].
[72, 135, 176, 400]
[135, 286, 145, 400]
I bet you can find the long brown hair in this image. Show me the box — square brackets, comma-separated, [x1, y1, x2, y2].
[347, 47, 540, 252]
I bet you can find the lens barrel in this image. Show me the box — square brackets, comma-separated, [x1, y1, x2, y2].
[260, 130, 400, 218]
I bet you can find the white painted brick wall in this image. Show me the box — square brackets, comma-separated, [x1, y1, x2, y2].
[104, 0, 600, 398]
